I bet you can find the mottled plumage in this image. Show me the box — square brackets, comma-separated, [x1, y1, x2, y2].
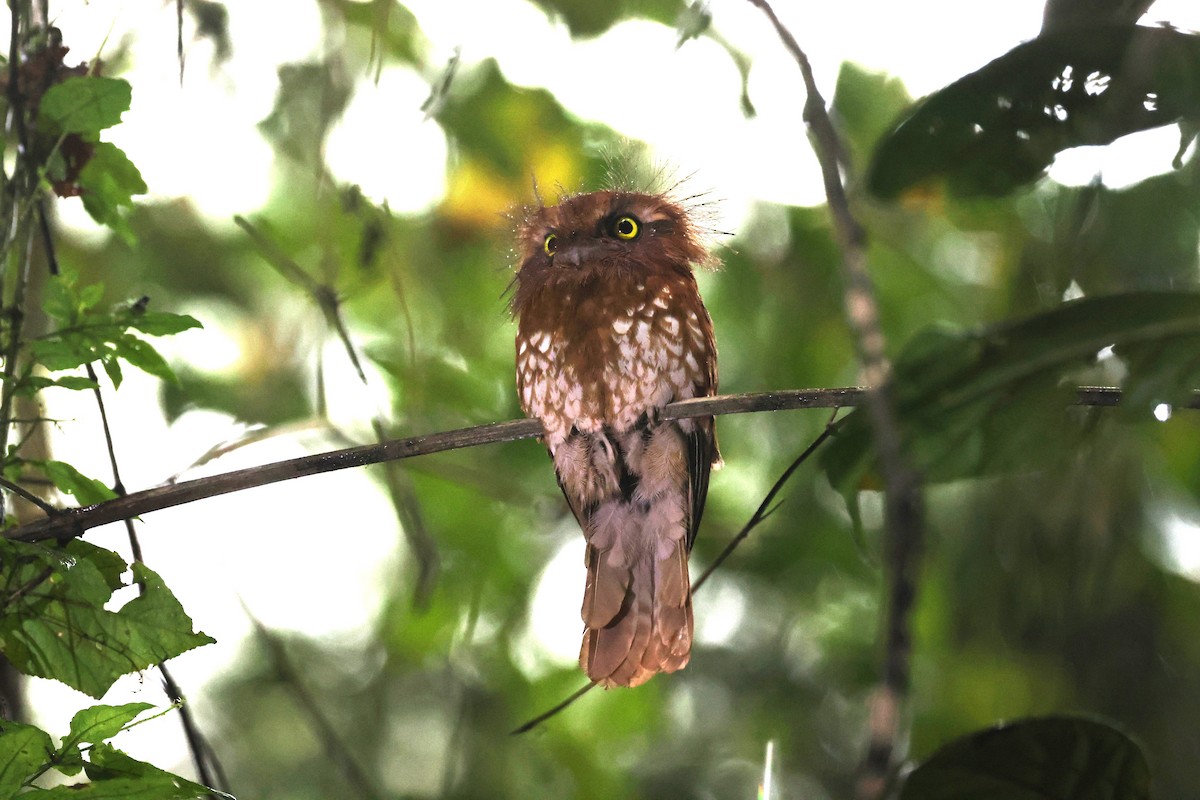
[511, 189, 720, 687]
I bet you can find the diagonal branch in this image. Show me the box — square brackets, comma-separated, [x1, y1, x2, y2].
[741, 2, 923, 795]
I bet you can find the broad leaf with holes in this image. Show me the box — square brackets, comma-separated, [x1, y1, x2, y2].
[0, 539, 214, 699]
[869, 25, 1200, 197]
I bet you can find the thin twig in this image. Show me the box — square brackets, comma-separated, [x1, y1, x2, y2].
[514, 411, 844, 734]
[0, 475, 57, 515]
[692, 410, 843, 592]
[511, 681, 597, 735]
[0, 0, 34, 520]
[0, 386, 1188, 546]
[86, 340, 226, 794]
[176, 0, 185, 85]
[158, 662, 229, 794]
[235, 213, 441, 607]
[4, 565, 54, 606]
[246, 609, 384, 799]
[742, 3, 922, 795]
[232, 215, 326, 298]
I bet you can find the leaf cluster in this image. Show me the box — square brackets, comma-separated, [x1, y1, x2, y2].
[0, 702, 224, 799]
[36, 75, 147, 241]
[28, 271, 200, 390]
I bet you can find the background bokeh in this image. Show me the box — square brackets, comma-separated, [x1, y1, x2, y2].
[14, 1, 1200, 798]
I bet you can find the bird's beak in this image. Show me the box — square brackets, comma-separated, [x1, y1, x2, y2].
[557, 240, 607, 268]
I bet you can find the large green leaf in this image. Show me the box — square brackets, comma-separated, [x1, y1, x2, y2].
[823, 291, 1200, 492]
[869, 25, 1200, 198]
[67, 703, 155, 746]
[0, 721, 53, 799]
[39, 76, 132, 135]
[54, 743, 220, 799]
[901, 717, 1149, 800]
[0, 541, 214, 699]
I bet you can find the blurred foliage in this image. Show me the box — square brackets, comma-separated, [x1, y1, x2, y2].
[869, 25, 1200, 198]
[900, 716, 1150, 800]
[0, 0, 1198, 798]
[823, 291, 1200, 494]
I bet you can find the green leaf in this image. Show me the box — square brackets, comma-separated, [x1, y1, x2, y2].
[125, 312, 202, 337]
[327, 0, 423, 67]
[823, 291, 1200, 492]
[121, 563, 218, 660]
[39, 460, 117, 506]
[66, 540, 129, 592]
[110, 335, 177, 384]
[832, 61, 914, 173]
[54, 742, 87, 776]
[674, 2, 710, 46]
[78, 142, 147, 242]
[28, 338, 94, 372]
[78, 282, 105, 312]
[52, 375, 101, 391]
[0, 540, 214, 699]
[11, 374, 100, 396]
[39, 76, 132, 135]
[526, 0, 678, 36]
[41, 275, 76, 324]
[0, 720, 54, 798]
[69, 743, 221, 799]
[869, 25, 1200, 198]
[101, 355, 124, 389]
[67, 703, 154, 747]
[901, 717, 1150, 800]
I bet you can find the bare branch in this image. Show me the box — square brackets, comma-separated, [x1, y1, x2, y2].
[0, 385, 1189, 546]
[741, 2, 923, 794]
[0, 475, 56, 515]
[1, 388, 850, 544]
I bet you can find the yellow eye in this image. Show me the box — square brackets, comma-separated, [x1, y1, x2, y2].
[543, 233, 558, 256]
[612, 216, 640, 240]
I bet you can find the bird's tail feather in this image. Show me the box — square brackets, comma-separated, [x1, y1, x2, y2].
[581, 536, 693, 688]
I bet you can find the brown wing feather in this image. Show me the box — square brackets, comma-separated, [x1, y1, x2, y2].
[684, 421, 714, 551]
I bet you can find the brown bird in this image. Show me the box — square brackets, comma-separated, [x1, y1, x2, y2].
[511, 188, 720, 687]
